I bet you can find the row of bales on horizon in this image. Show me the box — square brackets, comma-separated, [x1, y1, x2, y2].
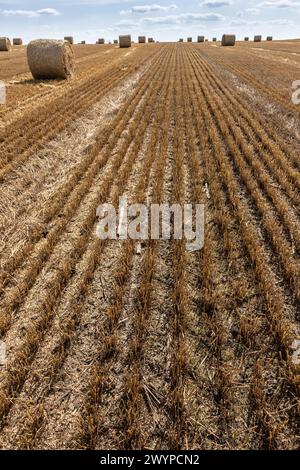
[0, 33, 275, 52]
[179, 35, 273, 45]
[0, 32, 276, 80]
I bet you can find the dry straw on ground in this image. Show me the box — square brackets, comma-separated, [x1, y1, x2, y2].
[0, 37, 12, 51]
[13, 38, 23, 46]
[222, 34, 236, 46]
[119, 35, 132, 48]
[64, 36, 74, 44]
[27, 39, 75, 80]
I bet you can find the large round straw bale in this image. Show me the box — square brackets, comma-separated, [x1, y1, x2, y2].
[119, 35, 131, 48]
[222, 34, 236, 46]
[254, 35, 262, 42]
[213, 38, 217, 42]
[27, 39, 75, 80]
[81, 41, 86, 44]
[138, 36, 146, 44]
[0, 37, 11, 51]
[98, 38, 105, 44]
[113, 39, 118, 44]
[64, 36, 74, 44]
[244, 37, 249, 41]
[267, 36, 273, 41]
[187, 37, 193, 43]
[179, 38, 183, 42]
[13, 38, 23, 46]
[197, 36, 205, 43]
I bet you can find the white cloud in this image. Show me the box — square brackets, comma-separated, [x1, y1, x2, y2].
[246, 7, 261, 14]
[121, 4, 178, 15]
[258, 0, 300, 7]
[0, 8, 60, 18]
[141, 12, 225, 25]
[199, 0, 232, 7]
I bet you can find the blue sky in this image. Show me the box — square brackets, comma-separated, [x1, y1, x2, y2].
[0, 0, 300, 43]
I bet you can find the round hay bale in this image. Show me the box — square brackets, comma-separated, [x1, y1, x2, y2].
[64, 36, 74, 44]
[197, 36, 205, 43]
[179, 38, 183, 42]
[119, 35, 131, 48]
[222, 34, 236, 46]
[254, 35, 262, 42]
[114, 40, 118, 44]
[13, 38, 23, 46]
[187, 37, 193, 43]
[267, 36, 273, 41]
[98, 38, 105, 44]
[244, 37, 249, 41]
[27, 39, 75, 80]
[0, 37, 11, 52]
[212, 38, 217, 42]
[138, 36, 146, 44]
[81, 41, 86, 45]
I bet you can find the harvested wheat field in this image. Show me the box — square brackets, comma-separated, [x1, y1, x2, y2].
[0, 40, 299, 451]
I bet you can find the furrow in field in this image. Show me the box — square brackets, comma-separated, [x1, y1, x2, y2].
[0, 49, 169, 333]
[0, 48, 173, 448]
[192, 48, 300, 204]
[0, 48, 170, 428]
[183, 46, 299, 449]
[0, 46, 162, 179]
[183, 47, 299, 410]
[189, 47, 300, 307]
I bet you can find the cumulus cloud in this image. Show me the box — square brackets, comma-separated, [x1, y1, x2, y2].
[258, 0, 300, 7]
[246, 7, 261, 14]
[199, 0, 232, 7]
[141, 12, 225, 25]
[121, 4, 178, 14]
[0, 8, 60, 18]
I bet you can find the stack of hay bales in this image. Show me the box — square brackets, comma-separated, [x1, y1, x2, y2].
[138, 36, 146, 44]
[244, 37, 249, 41]
[119, 35, 131, 48]
[197, 36, 205, 43]
[0, 37, 12, 51]
[222, 34, 236, 46]
[64, 36, 74, 44]
[187, 37, 192, 43]
[254, 35, 262, 42]
[27, 39, 75, 80]
[13, 38, 23, 46]
[267, 36, 273, 41]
